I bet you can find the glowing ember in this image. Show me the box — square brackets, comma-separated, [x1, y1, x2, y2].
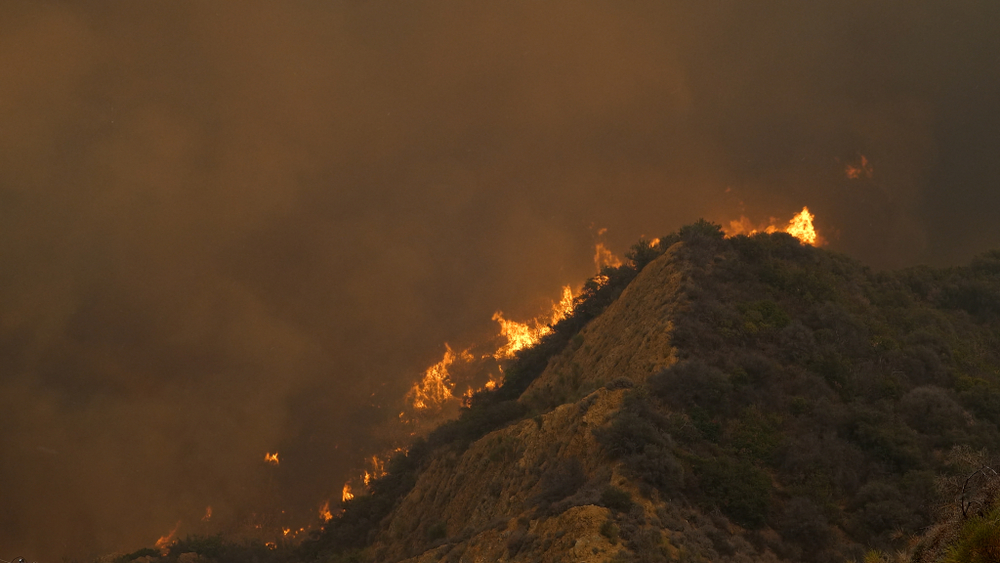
[724, 206, 822, 247]
[264, 452, 280, 465]
[155, 521, 181, 552]
[202, 506, 212, 521]
[342, 482, 354, 502]
[283, 527, 291, 536]
[266, 542, 277, 550]
[845, 155, 873, 179]
[319, 501, 334, 522]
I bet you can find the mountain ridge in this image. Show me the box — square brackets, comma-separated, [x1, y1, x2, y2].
[106, 222, 1000, 563]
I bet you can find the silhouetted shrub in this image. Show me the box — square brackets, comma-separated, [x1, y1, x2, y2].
[679, 219, 725, 243]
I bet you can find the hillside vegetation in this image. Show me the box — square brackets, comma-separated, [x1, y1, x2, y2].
[104, 221, 1000, 563]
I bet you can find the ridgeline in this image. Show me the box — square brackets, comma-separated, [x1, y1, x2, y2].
[108, 221, 1000, 563]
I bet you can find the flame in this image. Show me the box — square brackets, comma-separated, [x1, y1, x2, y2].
[724, 206, 822, 247]
[407, 344, 469, 410]
[283, 527, 291, 536]
[493, 285, 574, 359]
[362, 455, 387, 486]
[784, 207, 818, 246]
[845, 155, 873, 179]
[319, 501, 333, 522]
[202, 506, 212, 521]
[264, 452, 280, 465]
[342, 482, 354, 502]
[594, 242, 622, 271]
[155, 521, 181, 552]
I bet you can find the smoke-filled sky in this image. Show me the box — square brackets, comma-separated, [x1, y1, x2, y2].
[2, 0, 999, 558]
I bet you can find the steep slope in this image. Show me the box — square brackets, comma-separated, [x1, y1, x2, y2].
[348, 224, 1000, 563]
[108, 223, 1000, 563]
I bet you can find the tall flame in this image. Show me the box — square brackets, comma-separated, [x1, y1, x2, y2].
[724, 206, 822, 247]
[784, 207, 818, 246]
[342, 482, 354, 502]
[202, 506, 212, 521]
[407, 344, 472, 410]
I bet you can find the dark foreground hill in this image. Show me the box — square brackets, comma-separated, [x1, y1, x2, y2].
[106, 222, 1000, 563]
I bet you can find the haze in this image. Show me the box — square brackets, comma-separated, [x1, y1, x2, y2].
[1, 1, 998, 558]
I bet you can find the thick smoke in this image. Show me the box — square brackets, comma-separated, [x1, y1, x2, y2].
[0, 0, 998, 558]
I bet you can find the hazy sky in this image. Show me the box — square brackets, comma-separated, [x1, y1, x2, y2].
[1, 0, 999, 558]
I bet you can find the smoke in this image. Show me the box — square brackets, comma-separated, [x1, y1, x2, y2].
[0, 0, 998, 558]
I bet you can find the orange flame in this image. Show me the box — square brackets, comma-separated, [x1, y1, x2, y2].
[784, 207, 819, 246]
[724, 206, 822, 247]
[319, 501, 334, 522]
[155, 521, 181, 552]
[264, 452, 280, 465]
[202, 506, 212, 521]
[407, 344, 471, 410]
[594, 242, 622, 272]
[493, 286, 574, 359]
[342, 482, 354, 502]
[362, 455, 387, 486]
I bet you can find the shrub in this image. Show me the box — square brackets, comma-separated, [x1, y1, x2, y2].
[694, 457, 772, 528]
[532, 458, 586, 509]
[649, 360, 732, 413]
[600, 486, 634, 512]
[600, 520, 620, 544]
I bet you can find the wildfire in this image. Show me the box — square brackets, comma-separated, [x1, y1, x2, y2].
[493, 285, 574, 359]
[594, 242, 622, 271]
[155, 521, 181, 552]
[202, 506, 212, 521]
[319, 501, 334, 522]
[264, 452, 280, 465]
[407, 344, 472, 410]
[362, 455, 387, 486]
[724, 206, 822, 247]
[342, 482, 354, 502]
[404, 286, 573, 413]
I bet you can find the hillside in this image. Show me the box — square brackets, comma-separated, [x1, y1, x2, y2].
[108, 222, 1000, 563]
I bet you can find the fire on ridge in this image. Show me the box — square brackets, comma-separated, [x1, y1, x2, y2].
[724, 206, 822, 247]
